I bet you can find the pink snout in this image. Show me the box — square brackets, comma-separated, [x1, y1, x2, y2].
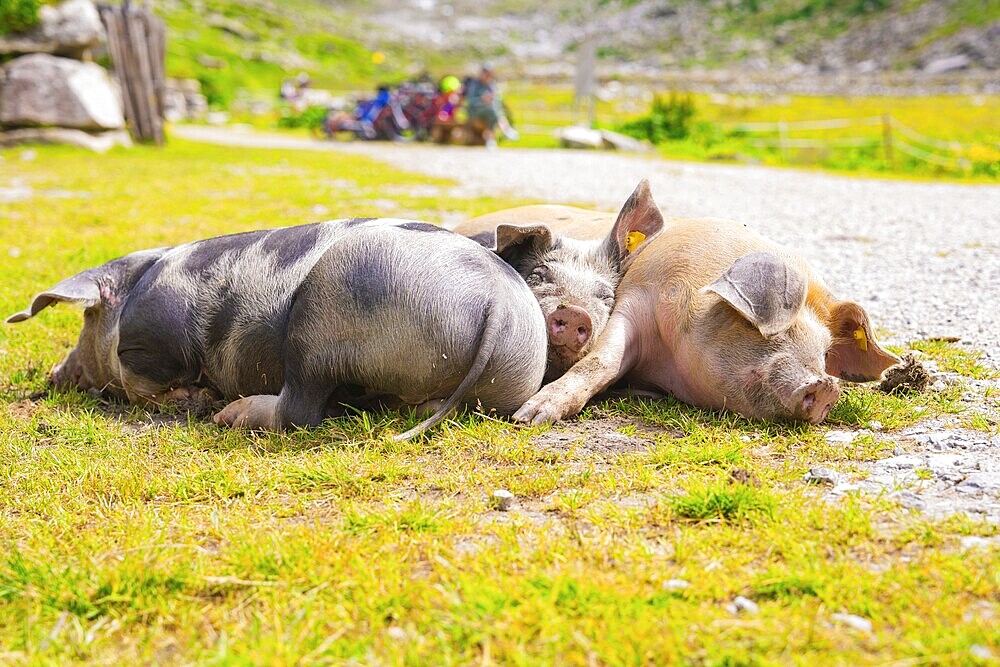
[546, 305, 592, 353]
[791, 377, 841, 424]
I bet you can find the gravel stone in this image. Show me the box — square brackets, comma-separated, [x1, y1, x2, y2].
[890, 491, 926, 510]
[971, 645, 995, 660]
[492, 489, 515, 511]
[804, 467, 839, 485]
[824, 430, 856, 445]
[728, 596, 760, 615]
[877, 455, 925, 470]
[960, 536, 999, 551]
[832, 613, 873, 633]
[663, 579, 690, 591]
[956, 473, 1000, 495]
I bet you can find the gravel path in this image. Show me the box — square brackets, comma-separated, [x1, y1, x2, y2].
[177, 125, 1000, 521]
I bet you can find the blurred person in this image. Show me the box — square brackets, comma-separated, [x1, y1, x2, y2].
[464, 63, 518, 148]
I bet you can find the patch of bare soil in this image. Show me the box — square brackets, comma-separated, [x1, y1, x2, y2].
[5, 398, 40, 421]
[530, 407, 678, 457]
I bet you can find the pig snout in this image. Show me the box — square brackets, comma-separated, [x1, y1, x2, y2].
[547, 305, 592, 353]
[789, 376, 841, 424]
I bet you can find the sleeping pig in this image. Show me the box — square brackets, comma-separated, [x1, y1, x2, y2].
[7, 218, 547, 440]
[454, 180, 664, 381]
[473, 184, 900, 425]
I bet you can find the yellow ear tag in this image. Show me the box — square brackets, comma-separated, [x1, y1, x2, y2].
[853, 327, 869, 352]
[625, 231, 646, 253]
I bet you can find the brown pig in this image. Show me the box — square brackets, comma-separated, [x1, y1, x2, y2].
[498, 190, 900, 425]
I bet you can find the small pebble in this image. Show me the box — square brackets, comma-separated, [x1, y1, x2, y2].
[386, 626, 407, 641]
[824, 430, 855, 445]
[728, 596, 759, 615]
[960, 536, 996, 551]
[663, 579, 690, 591]
[20, 149, 37, 162]
[804, 467, 839, 485]
[832, 613, 873, 633]
[492, 489, 515, 511]
[970, 644, 994, 660]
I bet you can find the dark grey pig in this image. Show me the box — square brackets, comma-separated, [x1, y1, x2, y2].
[7, 218, 547, 440]
[453, 180, 664, 381]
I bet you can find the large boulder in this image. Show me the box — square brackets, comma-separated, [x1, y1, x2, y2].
[0, 54, 124, 130]
[0, 0, 104, 59]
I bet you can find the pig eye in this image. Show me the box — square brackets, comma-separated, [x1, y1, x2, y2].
[595, 283, 615, 306]
[527, 265, 551, 286]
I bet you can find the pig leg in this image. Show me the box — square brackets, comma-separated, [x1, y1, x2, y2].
[514, 311, 639, 424]
[214, 395, 280, 429]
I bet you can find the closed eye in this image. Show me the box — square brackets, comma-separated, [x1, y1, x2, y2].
[595, 283, 615, 306]
[526, 264, 552, 286]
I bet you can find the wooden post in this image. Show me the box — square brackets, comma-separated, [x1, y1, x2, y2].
[97, 2, 166, 144]
[882, 113, 894, 169]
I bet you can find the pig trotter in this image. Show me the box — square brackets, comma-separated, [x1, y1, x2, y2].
[214, 395, 280, 430]
[512, 384, 591, 425]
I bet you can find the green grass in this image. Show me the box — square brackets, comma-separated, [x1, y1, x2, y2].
[1, 140, 999, 663]
[502, 84, 1000, 182]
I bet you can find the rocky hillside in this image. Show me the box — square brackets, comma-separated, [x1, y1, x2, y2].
[10, 0, 989, 105]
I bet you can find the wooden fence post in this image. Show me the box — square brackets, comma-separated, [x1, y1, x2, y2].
[778, 120, 789, 161]
[882, 114, 894, 169]
[98, 2, 166, 144]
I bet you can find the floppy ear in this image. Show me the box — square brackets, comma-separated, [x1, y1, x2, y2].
[603, 179, 665, 269]
[824, 301, 900, 382]
[494, 223, 554, 264]
[704, 252, 808, 337]
[6, 272, 102, 324]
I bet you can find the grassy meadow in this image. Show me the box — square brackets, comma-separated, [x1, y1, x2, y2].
[503, 85, 1000, 181]
[1, 140, 999, 664]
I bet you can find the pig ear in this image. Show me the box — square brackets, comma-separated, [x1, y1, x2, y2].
[604, 179, 665, 269]
[704, 252, 807, 337]
[6, 273, 102, 324]
[493, 223, 554, 263]
[824, 301, 900, 382]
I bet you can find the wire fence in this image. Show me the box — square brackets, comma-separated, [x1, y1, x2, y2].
[721, 114, 990, 172]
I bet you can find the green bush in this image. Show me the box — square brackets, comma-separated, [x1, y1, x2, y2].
[276, 105, 328, 132]
[617, 92, 696, 144]
[0, 0, 42, 35]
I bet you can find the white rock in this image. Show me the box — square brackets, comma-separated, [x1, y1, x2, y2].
[492, 489, 515, 511]
[0, 54, 124, 130]
[0, 0, 104, 58]
[730, 596, 760, 614]
[555, 125, 604, 149]
[804, 467, 839, 485]
[877, 455, 924, 470]
[832, 613, 873, 633]
[970, 644, 994, 660]
[663, 579, 690, 591]
[960, 536, 997, 551]
[824, 430, 856, 445]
